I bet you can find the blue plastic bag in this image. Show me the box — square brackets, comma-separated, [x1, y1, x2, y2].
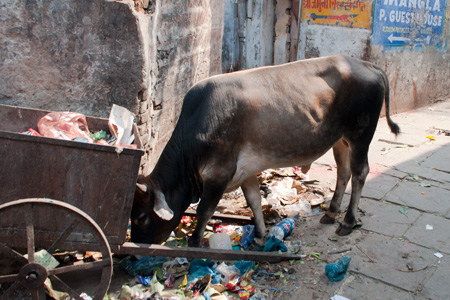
[239, 225, 255, 249]
[258, 236, 287, 252]
[325, 256, 351, 282]
[189, 258, 215, 273]
[120, 256, 168, 276]
[233, 260, 255, 275]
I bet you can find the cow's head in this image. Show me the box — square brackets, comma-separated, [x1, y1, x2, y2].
[130, 176, 181, 244]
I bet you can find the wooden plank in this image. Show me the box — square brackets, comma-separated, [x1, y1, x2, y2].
[184, 209, 254, 224]
[116, 242, 301, 263]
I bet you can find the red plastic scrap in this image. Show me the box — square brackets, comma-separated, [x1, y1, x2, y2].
[37, 112, 93, 142]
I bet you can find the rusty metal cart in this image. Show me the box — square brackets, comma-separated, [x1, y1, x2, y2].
[0, 104, 300, 300]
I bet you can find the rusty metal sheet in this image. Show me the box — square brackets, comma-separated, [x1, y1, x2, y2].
[0, 104, 143, 248]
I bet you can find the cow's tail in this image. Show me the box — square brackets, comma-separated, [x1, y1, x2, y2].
[380, 69, 400, 136]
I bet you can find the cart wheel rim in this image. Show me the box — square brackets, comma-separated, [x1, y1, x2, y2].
[0, 198, 113, 300]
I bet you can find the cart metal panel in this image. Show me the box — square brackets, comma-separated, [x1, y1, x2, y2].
[0, 104, 144, 250]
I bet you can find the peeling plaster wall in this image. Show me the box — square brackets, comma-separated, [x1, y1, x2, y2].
[244, 0, 276, 68]
[274, 0, 292, 65]
[223, 0, 240, 72]
[370, 48, 450, 113]
[297, 26, 372, 60]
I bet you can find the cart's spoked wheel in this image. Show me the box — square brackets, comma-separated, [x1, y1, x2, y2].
[0, 198, 113, 300]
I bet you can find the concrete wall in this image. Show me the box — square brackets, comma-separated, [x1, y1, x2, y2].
[0, 0, 146, 116]
[0, 0, 224, 174]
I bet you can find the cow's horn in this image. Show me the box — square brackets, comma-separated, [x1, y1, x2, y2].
[153, 190, 174, 220]
[136, 182, 148, 193]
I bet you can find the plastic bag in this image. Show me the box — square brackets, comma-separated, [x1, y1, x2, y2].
[108, 104, 135, 145]
[187, 266, 221, 288]
[233, 261, 255, 275]
[258, 236, 287, 252]
[120, 256, 168, 276]
[239, 225, 255, 250]
[37, 112, 93, 142]
[215, 262, 240, 284]
[325, 256, 351, 282]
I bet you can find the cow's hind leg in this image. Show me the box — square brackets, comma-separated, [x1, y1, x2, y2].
[320, 140, 351, 224]
[336, 143, 370, 235]
[241, 176, 266, 245]
[189, 179, 228, 247]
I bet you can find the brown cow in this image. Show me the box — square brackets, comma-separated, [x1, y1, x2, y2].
[131, 54, 400, 247]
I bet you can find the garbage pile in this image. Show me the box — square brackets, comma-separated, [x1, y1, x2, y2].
[20, 104, 137, 149]
[119, 257, 274, 300]
[113, 216, 306, 300]
[209, 168, 330, 227]
[115, 216, 352, 300]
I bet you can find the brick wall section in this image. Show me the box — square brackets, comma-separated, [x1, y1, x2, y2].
[142, 0, 224, 172]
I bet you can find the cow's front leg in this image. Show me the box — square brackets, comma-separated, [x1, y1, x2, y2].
[321, 140, 351, 224]
[188, 179, 227, 247]
[241, 175, 266, 246]
[336, 146, 369, 235]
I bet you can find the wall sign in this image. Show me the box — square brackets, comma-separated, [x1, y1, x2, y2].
[372, 0, 447, 47]
[301, 0, 373, 28]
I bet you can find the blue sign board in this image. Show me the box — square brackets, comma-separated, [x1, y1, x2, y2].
[372, 0, 447, 47]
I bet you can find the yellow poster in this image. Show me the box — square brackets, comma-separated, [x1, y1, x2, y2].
[302, 0, 373, 28]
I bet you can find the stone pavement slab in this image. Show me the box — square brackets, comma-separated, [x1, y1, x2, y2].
[422, 256, 450, 299]
[421, 144, 450, 173]
[384, 180, 450, 215]
[404, 213, 450, 253]
[360, 198, 421, 237]
[335, 273, 417, 300]
[349, 232, 438, 292]
[358, 172, 402, 200]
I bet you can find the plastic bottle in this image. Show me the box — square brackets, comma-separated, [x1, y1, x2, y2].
[266, 218, 296, 240]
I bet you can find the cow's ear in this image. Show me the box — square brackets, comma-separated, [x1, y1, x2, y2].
[153, 190, 174, 220]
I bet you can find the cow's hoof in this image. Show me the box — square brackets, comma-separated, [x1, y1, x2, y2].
[320, 214, 336, 224]
[254, 237, 265, 246]
[335, 223, 353, 236]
